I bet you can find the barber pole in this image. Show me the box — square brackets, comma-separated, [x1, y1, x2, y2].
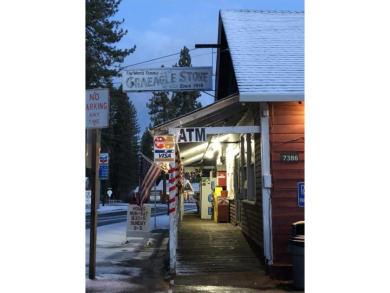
[168, 151, 177, 274]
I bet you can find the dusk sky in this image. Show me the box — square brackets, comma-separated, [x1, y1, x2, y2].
[2, 1, 390, 291]
[113, 0, 304, 133]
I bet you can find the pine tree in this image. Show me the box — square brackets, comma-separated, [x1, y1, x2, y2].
[170, 46, 202, 117]
[101, 86, 140, 201]
[140, 124, 154, 160]
[147, 91, 171, 126]
[86, 0, 135, 88]
[146, 46, 202, 126]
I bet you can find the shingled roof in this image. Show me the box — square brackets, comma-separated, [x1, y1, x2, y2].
[217, 10, 304, 101]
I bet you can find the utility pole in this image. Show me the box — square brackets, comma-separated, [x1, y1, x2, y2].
[89, 129, 100, 279]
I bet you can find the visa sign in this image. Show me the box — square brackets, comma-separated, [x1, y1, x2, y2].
[154, 136, 175, 162]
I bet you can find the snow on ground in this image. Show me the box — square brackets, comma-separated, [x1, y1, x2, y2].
[86, 202, 169, 214]
[85, 204, 174, 292]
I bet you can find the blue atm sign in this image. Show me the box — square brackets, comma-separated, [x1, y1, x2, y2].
[297, 182, 304, 207]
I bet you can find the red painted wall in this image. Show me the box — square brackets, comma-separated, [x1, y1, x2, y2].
[269, 102, 305, 266]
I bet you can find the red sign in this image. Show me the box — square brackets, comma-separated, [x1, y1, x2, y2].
[154, 136, 174, 149]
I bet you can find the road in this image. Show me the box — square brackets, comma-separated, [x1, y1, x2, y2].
[85, 205, 169, 229]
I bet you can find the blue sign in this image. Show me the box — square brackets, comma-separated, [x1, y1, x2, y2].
[297, 182, 304, 207]
[100, 153, 109, 164]
[99, 165, 109, 180]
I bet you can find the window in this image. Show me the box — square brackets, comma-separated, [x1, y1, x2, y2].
[240, 133, 256, 202]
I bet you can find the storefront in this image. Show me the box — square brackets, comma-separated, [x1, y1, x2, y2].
[152, 10, 304, 279]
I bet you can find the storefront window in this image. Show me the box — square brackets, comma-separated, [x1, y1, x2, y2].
[240, 134, 256, 202]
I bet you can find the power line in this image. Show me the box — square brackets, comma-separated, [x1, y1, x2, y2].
[121, 48, 198, 69]
[126, 51, 216, 69]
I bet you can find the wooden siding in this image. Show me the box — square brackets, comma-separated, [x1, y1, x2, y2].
[241, 201, 263, 248]
[240, 109, 264, 251]
[269, 102, 304, 265]
[229, 200, 236, 225]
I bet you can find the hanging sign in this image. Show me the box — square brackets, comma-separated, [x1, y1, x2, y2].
[86, 88, 109, 129]
[122, 67, 213, 92]
[154, 135, 175, 162]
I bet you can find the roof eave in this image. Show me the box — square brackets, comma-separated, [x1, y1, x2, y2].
[239, 93, 304, 102]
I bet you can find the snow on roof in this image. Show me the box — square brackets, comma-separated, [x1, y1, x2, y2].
[220, 10, 304, 99]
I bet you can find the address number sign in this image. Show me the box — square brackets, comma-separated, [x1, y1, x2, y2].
[280, 152, 299, 162]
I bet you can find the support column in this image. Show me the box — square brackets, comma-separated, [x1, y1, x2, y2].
[168, 161, 177, 275]
[260, 102, 273, 264]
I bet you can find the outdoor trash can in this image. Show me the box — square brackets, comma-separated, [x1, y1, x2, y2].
[288, 221, 304, 290]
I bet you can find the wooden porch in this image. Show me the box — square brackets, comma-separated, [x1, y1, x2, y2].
[176, 212, 265, 275]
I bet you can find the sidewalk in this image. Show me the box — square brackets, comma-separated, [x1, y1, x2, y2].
[85, 205, 303, 293]
[86, 207, 171, 293]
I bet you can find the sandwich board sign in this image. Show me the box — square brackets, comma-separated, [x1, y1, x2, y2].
[126, 205, 151, 237]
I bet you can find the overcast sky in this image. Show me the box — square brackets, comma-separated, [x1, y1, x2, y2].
[113, 0, 304, 133]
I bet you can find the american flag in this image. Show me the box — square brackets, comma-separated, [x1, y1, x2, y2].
[138, 154, 162, 206]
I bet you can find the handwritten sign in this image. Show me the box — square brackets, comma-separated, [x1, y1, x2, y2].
[126, 205, 151, 237]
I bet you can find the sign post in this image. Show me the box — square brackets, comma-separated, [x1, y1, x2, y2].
[107, 189, 112, 204]
[86, 88, 109, 280]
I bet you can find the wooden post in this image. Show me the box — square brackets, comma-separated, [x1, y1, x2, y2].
[89, 129, 100, 279]
[260, 102, 273, 263]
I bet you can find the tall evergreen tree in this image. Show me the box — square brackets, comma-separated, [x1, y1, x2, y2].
[146, 46, 202, 126]
[170, 46, 202, 117]
[140, 124, 154, 160]
[86, 0, 135, 88]
[101, 86, 140, 200]
[147, 91, 171, 126]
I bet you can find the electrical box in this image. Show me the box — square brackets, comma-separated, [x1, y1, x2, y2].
[263, 174, 272, 188]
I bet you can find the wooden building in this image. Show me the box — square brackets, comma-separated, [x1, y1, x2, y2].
[152, 10, 304, 279]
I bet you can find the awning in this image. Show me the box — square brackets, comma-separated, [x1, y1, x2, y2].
[152, 95, 254, 166]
